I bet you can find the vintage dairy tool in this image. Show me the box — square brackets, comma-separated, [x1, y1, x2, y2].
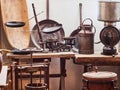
[82, 71, 118, 90]
[98, 1, 120, 55]
[100, 26, 120, 55]
[70, 3, 83, 51]
[98, 1, 120, 23]
[42, 24, 62, 34]
[5, 21, 25, 27]
[1, 0, 31, 49]
[5, 10, 44, 28]
[31, 0, 65, 49]
[32, 3, 43, 42]
[63, 37, 75, 48]
[78, 18, 96, 54]
[24, 50, 47, 90]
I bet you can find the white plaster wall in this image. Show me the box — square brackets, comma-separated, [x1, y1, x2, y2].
[26, 0, 120, 52]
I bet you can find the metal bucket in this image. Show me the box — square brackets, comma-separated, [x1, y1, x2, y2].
[98, 1, 120, 22]
[25, 83, 47, 90]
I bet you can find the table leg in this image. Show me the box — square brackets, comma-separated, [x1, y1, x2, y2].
[59, 58, 66, 90]
[11, 62, 18, 90]
[44, 65, 49, 90]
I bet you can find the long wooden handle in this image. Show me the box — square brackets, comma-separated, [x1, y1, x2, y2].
[79, 3, 82, 27]
[32, 3, 43, 42]
[46, 0, 49, 19]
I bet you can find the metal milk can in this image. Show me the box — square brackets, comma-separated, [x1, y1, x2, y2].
[78, 18, 96, 54]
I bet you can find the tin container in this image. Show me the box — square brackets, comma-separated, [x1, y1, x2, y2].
[98, 1, 120, 22]
[78, 18, 95, 54]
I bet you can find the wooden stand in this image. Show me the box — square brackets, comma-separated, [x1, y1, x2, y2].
[10, 61, 49, 90]
[0, 66, 12, 90]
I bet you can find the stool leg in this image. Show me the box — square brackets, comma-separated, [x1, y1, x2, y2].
[20, 68, 23, 90]
[4, 84, 8, 90]
[39, 68, 41, 83]
[11, 62, 18, 90]
[112, 80, 119, 90]
[59, 58, 66, 90]
[6, 80, 12, 90]
[30, 72, 33, 85]
[8, 80, 12, 90]
[44, 65, 49, 90]
[82, 79, 89, 90]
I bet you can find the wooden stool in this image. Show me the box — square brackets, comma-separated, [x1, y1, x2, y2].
[11, 62, 49, 90]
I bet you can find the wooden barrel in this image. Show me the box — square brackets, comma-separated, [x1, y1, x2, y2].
[82, 71, 118, 90]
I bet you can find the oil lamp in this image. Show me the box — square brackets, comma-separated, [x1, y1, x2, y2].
[98, 1, 120, 55]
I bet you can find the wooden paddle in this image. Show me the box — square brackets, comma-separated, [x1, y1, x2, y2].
[1, 0, 30, 49]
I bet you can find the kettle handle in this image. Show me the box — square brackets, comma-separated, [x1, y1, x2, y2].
[82, 18, 96, 34]
[92, 25, 96, 34]
[82, 18, 93, 26]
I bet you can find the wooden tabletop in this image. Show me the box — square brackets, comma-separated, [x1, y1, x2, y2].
[7, 52, 75, 59]
[7, 51, 120, 66]
[74, 52, 120, 66]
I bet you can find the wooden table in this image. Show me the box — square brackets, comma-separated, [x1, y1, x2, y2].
[74, 52, 120, 72]
[7, 52, 75, 90]
[7, 51, 120, 89]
